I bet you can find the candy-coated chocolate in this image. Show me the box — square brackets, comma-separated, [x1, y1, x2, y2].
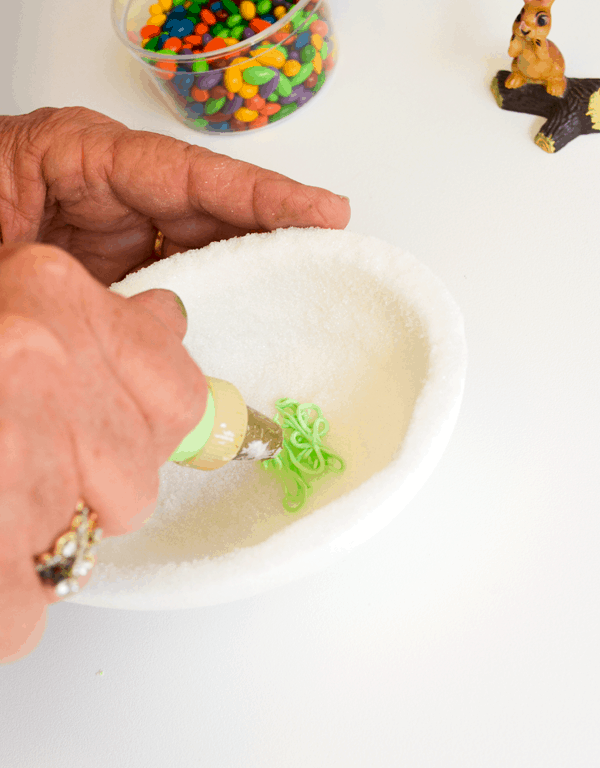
[283, 59, 301, 78]
[240, 1, 256, 20]
[238, 82, 259, 98]
[234, 106, 259, 122]
[224, 66, 243, 93]
[242, 66, 277, 85]
[137, 0, 335, 132]
[245, 94, 266, 111]
[248, 114, 269, 129]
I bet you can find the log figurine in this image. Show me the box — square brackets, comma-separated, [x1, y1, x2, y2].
[491, 0, 600, 152]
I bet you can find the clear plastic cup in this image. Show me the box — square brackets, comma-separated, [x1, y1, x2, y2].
[112, 0, 337, 134]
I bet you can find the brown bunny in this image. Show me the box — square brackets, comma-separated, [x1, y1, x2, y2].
[506, 0, 567, 96]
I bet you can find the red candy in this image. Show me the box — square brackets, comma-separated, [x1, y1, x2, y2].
[210, 85, 229, 100]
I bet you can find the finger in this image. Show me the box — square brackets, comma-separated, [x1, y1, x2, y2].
[127, 289, 188, 342]
[108, 131, 351, 233]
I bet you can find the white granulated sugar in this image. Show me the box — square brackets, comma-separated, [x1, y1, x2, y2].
[71, 228, 467, 610]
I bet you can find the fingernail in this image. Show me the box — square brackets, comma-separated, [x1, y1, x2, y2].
[173, 293, 187, 320]
[338, 195, 350, 203]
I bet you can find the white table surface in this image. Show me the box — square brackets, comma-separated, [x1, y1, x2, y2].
[2, 1, 600, 766]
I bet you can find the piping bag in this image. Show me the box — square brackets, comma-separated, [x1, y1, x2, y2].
[168, 377, 283, 470]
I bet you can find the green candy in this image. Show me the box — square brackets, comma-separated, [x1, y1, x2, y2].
[205, 96, 226, 114]
[267, 93, 279, 102]
[192, 59, 209, 72]
[301, 44, 316, 63]
[242, 66, 277, 85]
[222, 0, 239, 13]
[228, 24, 245, 39]
[193, 117, 209, 128]
[226, 13, 242, 27]
[172, 0, 186, 4]
[320, 41, 328, 61]
[211, 23, 226, 36]
[289, 61, 314, 87]
[144, 37, 160, 51]
[313, 72, 326, 92]
[276, 72, 292, 97]
[188, 4, 201, 14]
[268, 102, 297, 122]
[256, 0, 272, 14]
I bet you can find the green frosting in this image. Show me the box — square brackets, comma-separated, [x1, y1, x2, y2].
[262, 399, 345, 512]
[169, 391, 216, 462]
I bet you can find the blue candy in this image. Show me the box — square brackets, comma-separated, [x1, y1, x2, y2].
[187, 102, 206, 116]
[172, 73, 195, 92]
[169, 18, 195, 37]
[295, 31, 310, 49]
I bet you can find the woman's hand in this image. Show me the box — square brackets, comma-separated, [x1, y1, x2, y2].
[0, 107, 350, 285]
[0, 242, 207, 663]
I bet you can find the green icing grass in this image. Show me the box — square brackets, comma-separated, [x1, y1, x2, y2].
[262, 398, 345, 512]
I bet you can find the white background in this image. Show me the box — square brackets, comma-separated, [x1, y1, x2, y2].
[1, 1, 600, 766]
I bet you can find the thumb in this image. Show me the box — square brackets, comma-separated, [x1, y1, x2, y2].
[127, 289, 188, 341]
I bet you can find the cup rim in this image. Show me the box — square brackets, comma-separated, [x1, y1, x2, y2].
[112, 0, 322, 62]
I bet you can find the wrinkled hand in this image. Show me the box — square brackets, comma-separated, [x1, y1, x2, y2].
[0, 107, 350, 285]
[0, 242, 207, 663]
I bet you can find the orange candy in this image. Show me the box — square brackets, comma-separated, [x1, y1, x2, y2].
[249, 18, 270, 33]
[191, 86, 209, 102]
[203, 36, 227, 53]
[183, 35, 204, 46]
[310, 20, 328, 36]
[200, 8, 216, 25]
[259, 102, 281, 116]
[140, 24, 161, 38]
[195, 22, 209, 35]
[245, 95, 266, 111]
[249, 115, 269, 129]
[162, 37, 182, 51]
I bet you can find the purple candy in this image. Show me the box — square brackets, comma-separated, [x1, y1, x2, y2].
[202, 33, 213, 45]
[259, 68, 280, 99]
[195, 70, 223, 89]
[242, 27, 255, 40]
[279, 84, 312, 106]
[222, 94, 243, 115]
[287, 50, 301, 62]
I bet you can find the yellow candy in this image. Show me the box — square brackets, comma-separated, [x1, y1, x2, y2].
[224, 38, 238, 47]
[240, 1, 256, 20]
[273, 5, 286, 19]
[311, 33, 323, 51]
[159, 0, 172, 9]
[235, 57, 260, 70]
[238, 82, 259, 98]
[148, 13, 167, 25]
[254, 47, 286, 68]
[235, 107, 259, 122]
[224, 66, 243, 93]
[149, 3, 163, 15]
[312, 51, 322, 74]
[283, 59, 301, 78]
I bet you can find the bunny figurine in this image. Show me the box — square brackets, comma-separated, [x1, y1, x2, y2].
[506, 0, 567, 96]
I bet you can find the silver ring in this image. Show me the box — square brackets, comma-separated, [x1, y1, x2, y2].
[34, 500, 103, 598]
